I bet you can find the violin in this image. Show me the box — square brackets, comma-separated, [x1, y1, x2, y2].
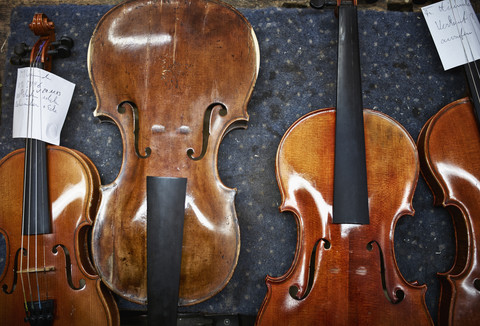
[417, 18, 480, 326]
[256, 1, 432, 324]
[0, 14, 119, 325]
[87, 0, 259, 305]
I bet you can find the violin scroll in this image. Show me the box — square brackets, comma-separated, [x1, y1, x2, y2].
[10, 14, 73, 68]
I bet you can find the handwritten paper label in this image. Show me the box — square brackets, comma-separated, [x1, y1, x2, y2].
[422, 0, 480, 70]
[13, 67, 75, 145]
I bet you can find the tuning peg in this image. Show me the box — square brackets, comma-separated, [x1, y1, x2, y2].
[60, 36, 74, 49]
[49, 36, 74, 58]
[310, 0, 343, 9]
[10, 55, 30, 66]
[310, 0, 327, 9]
[14, 42, 31, 57]
[51, 36, 74, 49]
[48, 45, 71, 58]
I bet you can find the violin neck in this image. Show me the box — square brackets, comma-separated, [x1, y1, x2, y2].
[23, 138, 51, 235]
[465, 59, 480, 127]
[333, 3, 369, 224]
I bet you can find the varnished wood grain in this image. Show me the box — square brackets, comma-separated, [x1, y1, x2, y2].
[418, 97, 480, 326]
[0, 146, 120, 325]
[256, 109, 432, 325]
[88, 0, 259, 305]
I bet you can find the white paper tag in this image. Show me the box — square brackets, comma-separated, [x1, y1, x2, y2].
[422, 0, 480, 70]
[12, 67, 75, 145]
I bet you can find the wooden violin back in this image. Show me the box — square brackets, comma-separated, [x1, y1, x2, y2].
[88, 0, 259, 305]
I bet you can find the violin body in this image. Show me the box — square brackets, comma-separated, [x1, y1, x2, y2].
[0, 146, 119, 325]
[418, 97, 480, 326]
[257, 2, 432, 324]
[88, 0, 259, 305]
[256, 109, 432, 325]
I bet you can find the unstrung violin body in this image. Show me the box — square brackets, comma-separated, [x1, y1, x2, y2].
[88, 0, 259, 305]
[0, 146, 119, 325]
[418, 97, 480, 326]
[256, 109, 432, 325]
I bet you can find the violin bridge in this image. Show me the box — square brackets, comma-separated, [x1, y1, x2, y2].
[17, 266, 55, 274]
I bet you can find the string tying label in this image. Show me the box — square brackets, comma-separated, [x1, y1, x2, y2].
[422, 0, 480, 70]
[13, 67, 75, 145]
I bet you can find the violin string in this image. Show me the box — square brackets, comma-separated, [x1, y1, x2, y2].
[20, 40, 48, 316]
[33, 42, 45, 310]
[22, 46, 36, 313]
[450, 0, 480, 106]
[19, 54, 33, 313]
[29, 45, 40, 310]
[462, 2, 480, 104]
[465, 5, 480, 105]
[38, 40, 49, 301]
[19, 73, 29, 314]
[26, 51, 37, 305]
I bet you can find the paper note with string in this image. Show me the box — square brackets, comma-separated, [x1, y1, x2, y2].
[422, 0, 480, 70]
[12, 67, 75, 145]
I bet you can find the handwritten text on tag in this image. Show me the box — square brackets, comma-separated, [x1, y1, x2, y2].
[13, 67, 75, 145]
[422, 0, 480, 70]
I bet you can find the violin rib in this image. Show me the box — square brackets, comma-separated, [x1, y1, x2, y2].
[88, 0, 259, 305]
[418, 97, 480, 326]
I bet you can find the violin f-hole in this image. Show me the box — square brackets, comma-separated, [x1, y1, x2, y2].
[366, 240, 404, 304]
[187, 103, 228, 161]
[1, 247, 25, 294]
[289, 238, 331, 301]
[117, 101, 152, 159]
[52, 244, 86, 290]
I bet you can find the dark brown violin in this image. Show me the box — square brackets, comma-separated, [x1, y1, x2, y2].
[0, 14, 119, 325]
[256, 1, 432, 324]
[87, 0, 259, 305]
[417, 34, 480, 326]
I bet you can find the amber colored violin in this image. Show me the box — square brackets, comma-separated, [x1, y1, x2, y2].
[417, 14, 480, 326]
[87, 0, 259, 305]
[256, 1, 432, 324]
[0, 14, 119, 325]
